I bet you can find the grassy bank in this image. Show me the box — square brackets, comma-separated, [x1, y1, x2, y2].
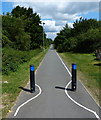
[59, 52, 101, 106]
[2, 48, 48, 118]
[2, 48, 43, 75]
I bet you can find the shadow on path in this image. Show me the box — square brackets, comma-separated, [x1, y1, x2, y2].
[55, 86, 73, 91]
[19, 87, 31, 93]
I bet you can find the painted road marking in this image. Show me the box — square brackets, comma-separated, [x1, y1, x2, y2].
[57, 50, 100, 109]
[14, 84, 42, 117]
[56, 51, 72, 77]
[14, 50, 100, 118]
[13, 51, 47, 117]
[65, 81, 100, 119]
[56, 51, 100, 119]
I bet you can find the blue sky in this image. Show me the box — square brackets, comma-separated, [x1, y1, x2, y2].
[1, 2, 14, 15]
[1, 2, 99, 39]
[1, 2, 99, 19]
[80, 11, 99, 20]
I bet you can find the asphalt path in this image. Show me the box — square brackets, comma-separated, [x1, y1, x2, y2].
[8, 48, 101, 119]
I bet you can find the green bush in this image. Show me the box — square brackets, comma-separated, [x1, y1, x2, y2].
[57, 44, 64, 53]
[2, 48, 38, 75]
[63, 37, 77, 52]
[76, 28, 101, 53]
[15, 32, 31, 51]
[2, 34, 13, 48]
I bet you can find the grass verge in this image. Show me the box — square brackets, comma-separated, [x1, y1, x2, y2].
[59, 52, 101, 107]
[2, 48, 48, 118]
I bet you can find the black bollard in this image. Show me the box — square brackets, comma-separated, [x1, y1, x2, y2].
[71, 64, 77, 91]
[30, 65, 35, 93]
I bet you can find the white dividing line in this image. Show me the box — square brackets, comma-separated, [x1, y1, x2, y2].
[14, 52, 47, 117]
[14, 84, 42, 117]
[65, 81, 100, 119]
[56, 51, 72, 77]
[56, 51, 100, 120]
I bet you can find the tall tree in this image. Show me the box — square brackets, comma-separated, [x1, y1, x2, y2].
[54, 18, 100, 53]
[3, 6, 47, 50]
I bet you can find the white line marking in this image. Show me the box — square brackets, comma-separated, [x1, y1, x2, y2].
[56, 51, 100, 119]
[56, 51, 101, 109]
[65, 81, 100, 119]
[14, 52, 47, 117]
[14, 84, 42, 117]
[56, 51, 72, 77]
[78, 78, 101, 109]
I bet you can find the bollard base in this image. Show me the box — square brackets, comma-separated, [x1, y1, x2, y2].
[31, 88, 35, 93]
[72, 86, 76, 91]
[31, 90, 35, 93]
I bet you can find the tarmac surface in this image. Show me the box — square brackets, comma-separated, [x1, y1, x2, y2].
[8, 48, 101, 119]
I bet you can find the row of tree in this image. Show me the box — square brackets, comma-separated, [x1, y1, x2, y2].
[2, 6, 52, 51]
[2, 6, 53, 75]
[54, 18, 101, 53]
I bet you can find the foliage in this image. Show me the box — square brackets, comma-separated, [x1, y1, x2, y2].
[2, 6, 52, 75]
[76, 28, 101, 53]
[72, 17, 99, 36]
[45, 38, 53, 47]
[54, 18, 100, 53]
[2, 6, 49, 51]
[2, 34, 12, 48]
[2, 48, 48, 118]
[15, 32, 31, 50]
[2, 47, 42, 75]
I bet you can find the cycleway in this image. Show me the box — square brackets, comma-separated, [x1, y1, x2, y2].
[8, 49, 101, 119]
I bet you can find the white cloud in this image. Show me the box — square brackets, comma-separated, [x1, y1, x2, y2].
[46, 32, 57, 40]
[42, 20, 62, 32]
[55, 21, 68, 26]
[68, 23, 74, 28]
[4, 1, 99, 39]
[43, 20, 59, 32]
[13, 2, 29, 9]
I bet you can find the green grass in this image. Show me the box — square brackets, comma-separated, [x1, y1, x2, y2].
[2, 48, 48, 118]
[59, 52, 101, 106]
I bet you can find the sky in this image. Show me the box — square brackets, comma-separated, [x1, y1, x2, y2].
[1, 0, 100, 40]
